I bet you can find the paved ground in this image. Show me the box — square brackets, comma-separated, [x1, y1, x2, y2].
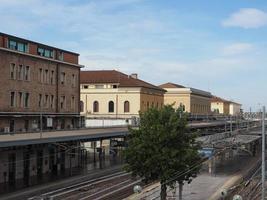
[128, 155, 260, 200]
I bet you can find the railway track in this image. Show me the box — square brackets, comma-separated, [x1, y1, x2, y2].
[28, 172, 140, 200]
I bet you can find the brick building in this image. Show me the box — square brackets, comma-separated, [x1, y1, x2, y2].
[0, 33, 82, 133]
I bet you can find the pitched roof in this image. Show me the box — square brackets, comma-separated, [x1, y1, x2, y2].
[80, 70, 165, 91]
[211, 96, 230, 103]
[158, 82, 186, 88]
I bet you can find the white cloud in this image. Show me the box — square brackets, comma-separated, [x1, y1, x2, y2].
[221, 43, 254, 56]
[222, 8, 267, 28]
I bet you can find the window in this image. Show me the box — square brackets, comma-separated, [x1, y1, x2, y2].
[24, 93, 29, 108]
[38, 94, 42, 107]
[10, 92, 15, 107]
[44, 69, 49, 84]
[50, 95, 54, 108]
[60, 72, 65, 85]
[93, 101, 99, 112]
[18, 92, 23, 107]
[71, 96, 75, 110]
[124, 101, 130, 113]
[147, 102, 149, 109]
[8, 39, 28, 53]
[10, 63, 16, 79]
[80, 101, 84, 112]
[17, 65, 23, 80]
[58, 52, 64, 61]
[95, 85, 104, 89]
[108, 101, 114, 113]
[112, 85, 118, 88]
[83, 85, 89, 89]
[71, 74, 76, 87]
[37, 47, 54, 58]
[45, 95, 49, 108]
[50, 70, 55, 84]
[25, 66, 30, 81]
[39, 68, 43, 83]
[60, 96, 65, 109]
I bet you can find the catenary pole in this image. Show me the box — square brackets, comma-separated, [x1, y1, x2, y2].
[262, 106, 265, 200]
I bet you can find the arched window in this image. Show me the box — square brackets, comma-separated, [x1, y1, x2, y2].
[108, 101, 114, 113]
[93, 101, 99, 112]
[124, 101, 130, 113]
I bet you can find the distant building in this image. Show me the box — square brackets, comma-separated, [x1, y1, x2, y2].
[159, 82, 212, 115]
[229, 101, 242, 116]
[0, 33, 82, 133]
[80, 70, 165, 124]
[211, 96, 231, 115]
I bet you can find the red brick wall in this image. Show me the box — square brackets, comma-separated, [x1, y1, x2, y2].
[29, 43, 37, 55]
[0, 36, 3, 47]
[0, 50, 80, 114]
[63, 52, 79, 65]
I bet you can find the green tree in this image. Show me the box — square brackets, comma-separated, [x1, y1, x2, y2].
[124, 105, 201, 200]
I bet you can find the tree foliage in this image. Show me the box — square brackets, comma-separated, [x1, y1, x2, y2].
[124, 105, 201, 199]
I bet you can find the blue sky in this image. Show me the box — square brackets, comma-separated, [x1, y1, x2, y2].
[1, 0, 267, 111]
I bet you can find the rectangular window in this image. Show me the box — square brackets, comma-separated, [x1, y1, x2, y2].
[8, 39, 28, 53]
[45, 69, 49, 84]
[71, 74, 76, 87]
[71, 96, 75, 110]
[10, 63, 16, 79]
[25, 66, 30, 81]
[60, 72, 65, 85]
[37, 47, 54, 58]
[50, 95, 54, 109]
[39, 68, 43, 83]
[60, 96, 65, 109]
[83, 85, 88, 89]
[58, 52, 64, 61]
[95, 85, 104, 89]
[17, 65, 24, 80]
[24, 93, 29, 108]
[10, 92, 15, 107]
[38, 94, 42, 108]
[50, 70, 55, 84]
[45, 94, 49, 108]
[18, 92, 23, 107]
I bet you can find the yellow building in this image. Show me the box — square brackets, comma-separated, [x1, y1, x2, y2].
[211, 96, 230, 115]
[211, 96, 242, 116]
[80, 70, 165, 120]
[159, 82, 212, 114]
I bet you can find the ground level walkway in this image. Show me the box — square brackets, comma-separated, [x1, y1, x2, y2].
[128, 154, 260, 200]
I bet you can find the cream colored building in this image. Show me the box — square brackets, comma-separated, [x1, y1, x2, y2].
[229, 102, 242, 116]
[159, 83, 212, 114]
[80, 70, 165, 120]
[211, 96, 230, 115]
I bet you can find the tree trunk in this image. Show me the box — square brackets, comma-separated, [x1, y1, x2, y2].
[179, 183, 183, 200]
[160, 182, 167, 200]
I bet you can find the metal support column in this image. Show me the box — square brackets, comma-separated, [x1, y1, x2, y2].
[262, 106, 265, 200]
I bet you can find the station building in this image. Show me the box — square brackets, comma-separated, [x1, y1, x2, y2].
[159, 82, 212, 115]
[0, 33, 82, 133]
[80, 70, 165, 126]
[211, 96, 242, 116]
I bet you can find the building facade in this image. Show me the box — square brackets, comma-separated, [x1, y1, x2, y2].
[80, 70, 165, 122]
[159, 82, 212, 115]
[229, 102, 242, 116]
[211, 96, 230, 115]
[0, 33, 81, 133]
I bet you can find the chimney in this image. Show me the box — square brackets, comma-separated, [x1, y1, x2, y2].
[130, 73, 138, 79]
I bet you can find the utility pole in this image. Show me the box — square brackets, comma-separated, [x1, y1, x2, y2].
[262, 106, 265, 200]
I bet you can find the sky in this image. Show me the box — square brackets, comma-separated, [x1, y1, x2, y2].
[1, 0, 267, 111]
